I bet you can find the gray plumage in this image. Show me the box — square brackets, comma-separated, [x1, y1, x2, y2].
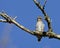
[36, 16, 45, 41]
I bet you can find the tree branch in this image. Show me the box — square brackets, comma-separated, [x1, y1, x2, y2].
[33, 0, 47, 16]
[33, 0, 60, 40]
[33, 0, 53, 32]
[0, 12, 34, 35]
[0, 0, 60, 41]
[43, 0, 47, 9]
[0, 19, 7, 23]
[46, 32, 60, 40]
[33, 31, 60, 40]
[0, 12, 60, 41]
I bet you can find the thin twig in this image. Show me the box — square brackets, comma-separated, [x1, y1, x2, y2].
[43, 0, 47, 9]
[0, 19, 7, 23]
[33, 0, 47, 16]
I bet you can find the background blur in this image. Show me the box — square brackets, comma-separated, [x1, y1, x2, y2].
[0, 0, 60, 48]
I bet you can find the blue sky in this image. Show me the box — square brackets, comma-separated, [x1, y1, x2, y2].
[0, 0, 60, 48]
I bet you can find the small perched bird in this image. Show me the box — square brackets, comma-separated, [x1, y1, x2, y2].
[36, 16, 45, 41]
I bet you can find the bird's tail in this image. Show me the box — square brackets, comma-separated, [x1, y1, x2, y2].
[37, 36, 42, 42]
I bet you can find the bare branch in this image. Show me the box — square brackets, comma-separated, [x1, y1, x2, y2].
[0, 19, 7, 23]
[46, 32, 60, 40]
[45, 16, 53, 32]
[33, 0, 53, 32]
[13, 16, 17, 20]
[33, 0, 47, 16]
[0, 12, 60, 41]
[12, 19, 34, 35]
[43, 0, 47, 9]
[0, 12, 34, 35]
[33, 0, 60, 40]
[55, 35, 60, 39]
[0, 12, 12, 23]
[0, 1, 60, 42]
[33, 31, 60, 40]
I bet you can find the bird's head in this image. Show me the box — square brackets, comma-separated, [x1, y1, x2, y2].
[37, 16, 42, 21]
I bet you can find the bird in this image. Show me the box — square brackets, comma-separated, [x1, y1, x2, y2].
[36, 16, 45, 41]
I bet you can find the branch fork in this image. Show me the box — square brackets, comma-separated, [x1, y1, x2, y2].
[0, 0, 60, 42]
